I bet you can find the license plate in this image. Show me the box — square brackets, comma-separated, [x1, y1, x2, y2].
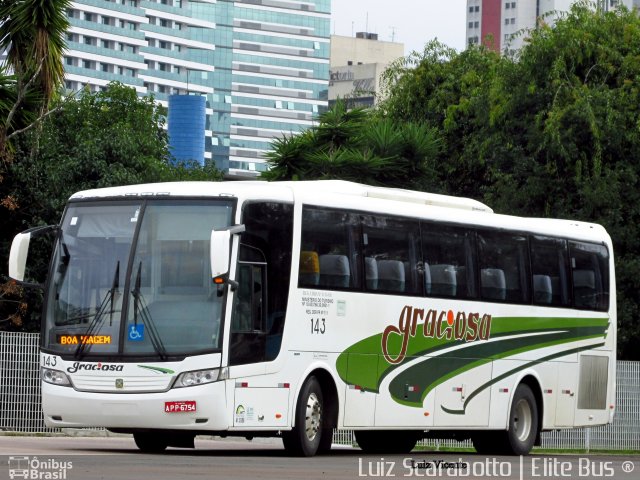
[164, 401, 196, 413]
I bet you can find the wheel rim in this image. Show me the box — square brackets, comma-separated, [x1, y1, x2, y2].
[304, 392, 322, 442]
[513, 398, 532, 442]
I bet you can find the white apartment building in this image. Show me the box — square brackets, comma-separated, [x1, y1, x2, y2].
[467, 0, 639, 54]
[329, 33, 404, 108]
[64, 0, 331, 177]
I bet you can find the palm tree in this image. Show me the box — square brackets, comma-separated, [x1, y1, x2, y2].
[0, 0, 71, 154]
[265, 99, 441, 190]
[0, 0, 71, 103]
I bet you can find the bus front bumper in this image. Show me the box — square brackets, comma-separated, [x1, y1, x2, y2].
[42, 381, 228, 430]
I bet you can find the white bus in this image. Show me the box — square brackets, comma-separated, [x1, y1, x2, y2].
[9, 180, 616, 456]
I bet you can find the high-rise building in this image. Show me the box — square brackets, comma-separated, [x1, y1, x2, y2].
[64, 0, 330, 178]
[466, 0, 639, 53]
[329, 33, 404, 108]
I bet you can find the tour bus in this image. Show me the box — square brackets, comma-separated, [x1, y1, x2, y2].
[8, 180, 616, 456]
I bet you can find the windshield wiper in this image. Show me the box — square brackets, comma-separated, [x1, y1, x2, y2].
[74, 261, 120, 359]
[131, 261, 168, 360]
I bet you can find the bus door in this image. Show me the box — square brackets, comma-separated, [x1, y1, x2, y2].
[229, 247, 289, 428]
[227, 202, 294, 429]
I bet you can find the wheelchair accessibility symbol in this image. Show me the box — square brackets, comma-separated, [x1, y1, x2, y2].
[128, 324, 144, 342]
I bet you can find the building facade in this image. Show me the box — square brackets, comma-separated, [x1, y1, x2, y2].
[466, 0, 639, 53]
[64, 0, 330, 177]
[329, 33, 404, 108]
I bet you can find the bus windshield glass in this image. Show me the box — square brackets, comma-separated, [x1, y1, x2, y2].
[44, 200, 234, 358]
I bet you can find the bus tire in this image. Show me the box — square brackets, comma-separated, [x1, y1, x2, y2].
[355, 430, 418, 454]
[282, 376, 325, 457]
[503, 383, 538, 455]
[471, 431, 502, 454]
[317, 426, 334, 454]
[133, 432, 168, 453]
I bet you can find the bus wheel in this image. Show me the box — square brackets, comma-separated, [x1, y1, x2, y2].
[282, 376, 325, 457]
[317, 426, 334, 454]
[471, 431, 502, 454]
[355, 430, 418, 454]
[504, 384, 538, 455]
[133, 432, 168, 453]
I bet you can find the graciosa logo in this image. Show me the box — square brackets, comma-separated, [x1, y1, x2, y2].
[382, 306, 492, 364]
[66, 362, 124, 373]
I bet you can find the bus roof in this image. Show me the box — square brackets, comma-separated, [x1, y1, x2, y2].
[69, 180, 610, 245]
[70, 180, 491, 211]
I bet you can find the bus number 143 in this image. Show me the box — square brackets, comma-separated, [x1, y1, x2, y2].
[310, 318, 326, 335]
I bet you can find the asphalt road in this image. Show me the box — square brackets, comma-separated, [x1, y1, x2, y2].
[0, 436, 638, 480]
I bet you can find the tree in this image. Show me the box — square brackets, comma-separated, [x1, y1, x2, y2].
[0, 0, 71, 154]
[378, 40, 506, 199]
[264, 99, 440, 190]
[378, 4, 640, 359]
[0, 82, 222, 330]
[0, 0, 72, 329]
[0, 0, 70, 101]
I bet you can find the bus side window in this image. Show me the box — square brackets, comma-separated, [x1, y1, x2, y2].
[300, 207, 361, 291]
[362, 215, 421, 296]
[569, 241, 610, 311]
[232, 262, 265, 333]
[530, 236, 570, 307]
[477, 231, 530, 304]
[422, 224, 476, 300]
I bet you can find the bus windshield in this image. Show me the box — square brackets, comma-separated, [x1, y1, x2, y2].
[44, 199, 234, 358]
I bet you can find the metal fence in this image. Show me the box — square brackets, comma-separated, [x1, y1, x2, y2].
[1, 332, 638, 451]
[0, 332, 55, 433]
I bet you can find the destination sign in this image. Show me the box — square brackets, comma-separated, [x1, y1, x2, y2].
[57, 335, 112, 345]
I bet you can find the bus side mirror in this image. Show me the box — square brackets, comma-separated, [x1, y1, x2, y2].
[8, 225, 59, 287]
[9, 232, 31, 282]
[210, 224, 246, 286]
[211, 230, 232, 280]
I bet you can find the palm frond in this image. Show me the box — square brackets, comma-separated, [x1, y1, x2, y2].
[315, 99, 369, 150]
[0, 0, 71, 103]
[263, 129, 317, 180]
[360, 118, 403, 158]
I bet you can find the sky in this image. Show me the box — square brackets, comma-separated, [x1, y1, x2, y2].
[331, 0, 467, 54]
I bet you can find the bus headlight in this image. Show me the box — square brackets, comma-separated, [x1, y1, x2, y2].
[174, 368, 228, 388]
[41, 367, 71, 386]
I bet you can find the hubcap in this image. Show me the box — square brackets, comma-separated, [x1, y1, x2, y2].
[304, 392, 322, 442]
[513, 398, 532, 442]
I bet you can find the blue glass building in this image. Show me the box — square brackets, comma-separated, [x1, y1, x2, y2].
[63, 0, 330, 177]
[168, 94, 206, 163]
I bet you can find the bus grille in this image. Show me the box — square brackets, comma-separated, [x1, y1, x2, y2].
[70, 375, 172, 393]
[578, 355, 609, 410]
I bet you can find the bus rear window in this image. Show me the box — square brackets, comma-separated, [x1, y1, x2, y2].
[569, 241, 610, 311]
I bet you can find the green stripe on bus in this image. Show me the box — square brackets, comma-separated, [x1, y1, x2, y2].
[439, 342, 606, 415]
[336, 316, 609, 395]
[389, 332, 605, 407]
